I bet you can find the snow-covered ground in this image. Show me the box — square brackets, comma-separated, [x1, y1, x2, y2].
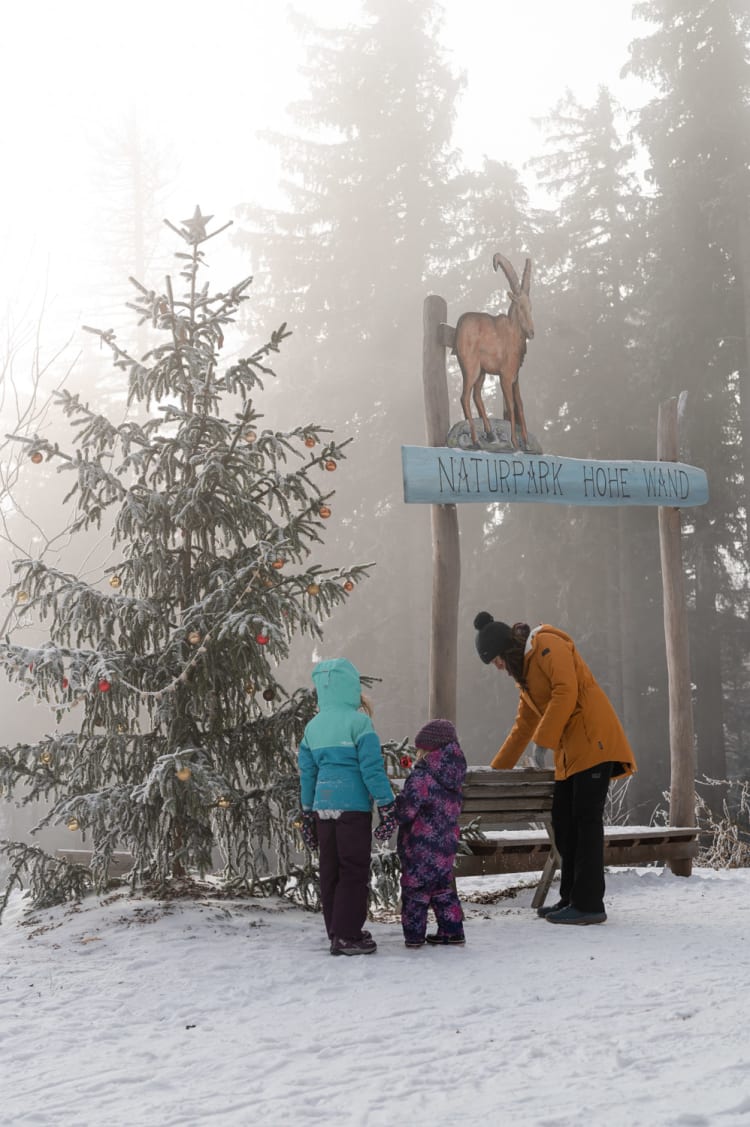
[2, 866, 750, 1127]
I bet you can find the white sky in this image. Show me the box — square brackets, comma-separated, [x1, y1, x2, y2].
[0, 0, 649, 331]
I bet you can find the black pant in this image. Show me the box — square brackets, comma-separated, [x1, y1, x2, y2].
[316, 811, 372, 941]
[552, 762, 614, 914]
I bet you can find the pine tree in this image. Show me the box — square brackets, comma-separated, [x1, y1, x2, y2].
[625, 0, 750, 781]
[234, 0, 464, 740]
[0, 209, 370, 913]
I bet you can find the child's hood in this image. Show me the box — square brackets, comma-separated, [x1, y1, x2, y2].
[312, 658, 362, 710]
[420, 741, 466, 794]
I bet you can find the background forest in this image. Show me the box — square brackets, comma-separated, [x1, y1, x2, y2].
[1, 0, 748, 860]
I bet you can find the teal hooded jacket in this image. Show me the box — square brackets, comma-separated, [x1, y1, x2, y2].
[298, 658, 394, 812]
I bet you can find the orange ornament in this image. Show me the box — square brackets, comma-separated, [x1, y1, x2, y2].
[304, 436, 316, 448]
[271, 558, 285, 570]
[343, 581, 354, 593]
[319, 505, 332, 519]
[324, 460, 337, 472]
[30, 451, 43, 465]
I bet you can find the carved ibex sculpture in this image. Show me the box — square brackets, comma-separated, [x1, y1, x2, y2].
[453, 253, 534, 449]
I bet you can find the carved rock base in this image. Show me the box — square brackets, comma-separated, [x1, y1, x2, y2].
[446, 417, 543, 455]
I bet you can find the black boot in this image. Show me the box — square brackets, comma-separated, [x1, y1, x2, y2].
[537, 898, 569, 919]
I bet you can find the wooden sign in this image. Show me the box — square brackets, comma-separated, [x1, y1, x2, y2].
[401, 445, 709, 508]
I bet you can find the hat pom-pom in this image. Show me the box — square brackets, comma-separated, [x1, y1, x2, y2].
[473, 611, 494, 631]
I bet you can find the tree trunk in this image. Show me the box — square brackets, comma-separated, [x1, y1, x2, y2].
[657, 395, 695, 875]
[422, 295, 460, 723]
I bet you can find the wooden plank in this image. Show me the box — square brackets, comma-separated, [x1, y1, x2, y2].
[462, 787, 553, 802]
[604, 841, 699, 865]
[455, 849, 552, 877]
[56, 849, 133, 877]
[459, 810, 551, 826]
[465, 768, 555, 784]
[461, 797, 553, 813]
[401, 445, 709, 508]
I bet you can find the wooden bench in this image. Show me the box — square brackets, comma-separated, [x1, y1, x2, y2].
[455, 767, 700, 908]
[55, 849, 134, 877]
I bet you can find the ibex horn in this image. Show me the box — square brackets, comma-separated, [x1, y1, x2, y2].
[492, 253, 520, 293]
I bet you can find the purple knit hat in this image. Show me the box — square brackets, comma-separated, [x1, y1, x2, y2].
[414, 718, 458, 751]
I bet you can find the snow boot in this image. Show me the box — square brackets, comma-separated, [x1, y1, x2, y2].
[546, 905, 607, 925]
[536, 899, 569, 919]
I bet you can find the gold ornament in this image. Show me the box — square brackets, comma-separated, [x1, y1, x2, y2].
[324, 460, 337, 472]
[306, 583, 320, 596]
[245, 682, 256, 694]
[216, 796, 232, 809]
[40, 751, 53, 765]
[187, 631, 202, 645]
[109, 575, 122, 589]
[66, 817, 80, 831]
[176, 766, 192, 781]
[319, 505, 332, 519]
[16, 591, 29, 604]
[30, 451, 44, 465]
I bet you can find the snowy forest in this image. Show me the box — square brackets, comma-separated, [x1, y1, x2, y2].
[0, 0, 749, 900]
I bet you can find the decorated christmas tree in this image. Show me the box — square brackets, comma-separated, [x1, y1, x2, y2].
[0, 207, 372, 912]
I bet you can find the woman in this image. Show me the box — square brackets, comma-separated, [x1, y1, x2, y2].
[473, 611, 636, 925]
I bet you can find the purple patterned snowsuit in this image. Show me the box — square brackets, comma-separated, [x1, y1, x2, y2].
[395, 740, 467, 944]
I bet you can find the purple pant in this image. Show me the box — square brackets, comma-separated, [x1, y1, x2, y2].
[401, 875, 464, 944]
[316, 811, 372, 941]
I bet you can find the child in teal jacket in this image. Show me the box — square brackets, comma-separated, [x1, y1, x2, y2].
[298, 658, 395, 956]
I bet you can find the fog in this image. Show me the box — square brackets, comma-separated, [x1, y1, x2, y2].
[1, 0, 748, 857]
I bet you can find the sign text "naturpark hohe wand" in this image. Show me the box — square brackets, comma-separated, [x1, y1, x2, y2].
[401, 447, 709, 508]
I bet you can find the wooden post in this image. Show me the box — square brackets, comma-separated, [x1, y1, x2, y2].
[658, 392, 695, 876]
[422, 295, 460, 723]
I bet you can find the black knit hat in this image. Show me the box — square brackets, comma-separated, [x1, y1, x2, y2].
[414, 718, 458, 751]
[474, 611, 514, 664]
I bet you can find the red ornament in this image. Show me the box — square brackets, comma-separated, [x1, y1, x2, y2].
[262, 688, 275, 701]
[62, 677, 69, 690]
[255, 633, 270, 646]
[98, 679, 111, 693]
[400, 755, 413, 769]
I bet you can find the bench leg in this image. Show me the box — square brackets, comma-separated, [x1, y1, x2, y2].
[531, 823, 560, 910]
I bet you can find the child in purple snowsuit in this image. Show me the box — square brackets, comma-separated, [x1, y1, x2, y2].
[378, 718, 467, 948]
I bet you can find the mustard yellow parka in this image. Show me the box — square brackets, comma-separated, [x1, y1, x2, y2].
[490, 625, 637, 781]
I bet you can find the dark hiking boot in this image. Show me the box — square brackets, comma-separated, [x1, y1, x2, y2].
[330, 934, 377, 956]
[546, 905, 607, 925]
[425, 933, 466, 946]
[536, 899, 570, 919]
[404, 939, 425, 949]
